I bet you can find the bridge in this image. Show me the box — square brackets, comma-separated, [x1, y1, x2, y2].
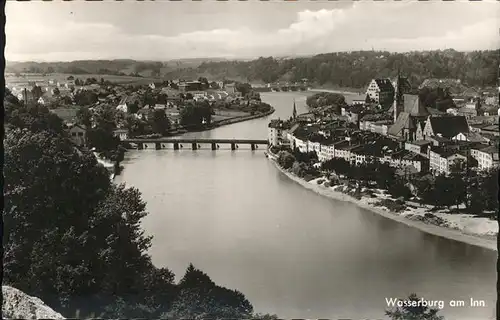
[123, 138, 269, 151]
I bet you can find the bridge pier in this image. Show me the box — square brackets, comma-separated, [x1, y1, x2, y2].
[192, 143, 198, 150]
[211, 143, 216, 150]
[173, 142, 179, 150]
[155, 142, 161, 150]
[137, 143, 144, 150]
[231, 143, 236, 151]
[251, 143, 255, 151]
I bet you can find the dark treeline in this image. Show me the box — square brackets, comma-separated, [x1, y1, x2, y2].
[177, 50, 499, 88]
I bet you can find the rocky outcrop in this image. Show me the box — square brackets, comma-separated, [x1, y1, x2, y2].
[2, 286, 65, 319]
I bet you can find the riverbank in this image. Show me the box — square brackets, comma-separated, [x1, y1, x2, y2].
[267, 154, 497, 251]
[165, 107, 275, 136]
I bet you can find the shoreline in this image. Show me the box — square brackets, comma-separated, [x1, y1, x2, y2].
[164, 107, 275, 136]
[267, 155, 497, 252]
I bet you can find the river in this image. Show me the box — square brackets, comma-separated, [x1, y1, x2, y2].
[115, 91, 496, 320]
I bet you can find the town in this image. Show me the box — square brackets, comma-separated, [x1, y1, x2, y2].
[268, 72, 499, 219]
[5, 75, 273, 162]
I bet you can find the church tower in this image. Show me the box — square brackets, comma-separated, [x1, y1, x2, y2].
[393, 69, 404, 123]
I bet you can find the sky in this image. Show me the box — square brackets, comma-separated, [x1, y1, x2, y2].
[5, 1, 500, 62]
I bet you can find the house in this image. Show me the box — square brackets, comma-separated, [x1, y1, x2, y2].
[225, 83, 236, 94]
[113, 128, 129, 141]
[149, 83, 156, 90]
[384, 149, 429, 173]
[457, 106, 479, 119]
[479, 125, 500, 137]
[179, 81, 203, 92]
[428, 148, 467, 175]
[452, 132, 489, 144]
[318, 143, 335, 162]
[68, 124, 87, 147]
[116, 98, 129, 113]
[365, 78, 394, 107]
[268, 119, 292, 146]
[405, 140, 432, 156]
[37, 96, 49, 105]
[137, 107, 153, 121]
[470, 145, 499, 170]
[345, 105, 364, 125]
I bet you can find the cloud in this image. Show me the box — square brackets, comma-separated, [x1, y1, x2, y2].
[5, 2, 500, 61]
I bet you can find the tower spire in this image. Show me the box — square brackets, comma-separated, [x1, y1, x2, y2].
[393, 68, 403, 123]
[293, 99, 297, 119]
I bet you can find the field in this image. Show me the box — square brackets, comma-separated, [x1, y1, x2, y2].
[5, 73, 164, 87]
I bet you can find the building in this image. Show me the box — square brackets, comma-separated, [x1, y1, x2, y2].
[225, 83, 236, 94]
[383, 149, 429, 173]
[68, 124, 87, 147]
[113, 128, 129, 141]
[268, 119, 292, 146]
[179, 81, 203, 92]
[365, 78, 394, 107]
[405, 140, 432, 156]
[429, 148, 467, 175]
[470, 145, 499, 170]
[452, 132, 489, 144]
[419, 115, 469, 140]
[388, 92, 430, 142]
[116, 98, 129, 113]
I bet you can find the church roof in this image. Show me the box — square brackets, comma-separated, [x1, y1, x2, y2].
[429, 116, 469, 138]
[387, 111, 415, 137]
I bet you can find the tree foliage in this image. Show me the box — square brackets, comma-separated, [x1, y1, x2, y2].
[174, 50, 499, 88]
[306, 92, 347, 112]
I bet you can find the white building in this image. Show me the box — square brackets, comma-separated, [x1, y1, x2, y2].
[365, 78, 394, 104]
[470, 145, 499, 171]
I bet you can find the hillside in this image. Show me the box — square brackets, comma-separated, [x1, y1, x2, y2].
[7, 49, 499, 89]
[166, 49, 499, 89]
[5, 58, 230, 78]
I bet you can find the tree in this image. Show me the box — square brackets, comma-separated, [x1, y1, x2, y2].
[179, 102, 212, 127]
[6, 103, 64, 135]
[150, 109, 171, 135]
[385, 293, 444, 320]
[235, 82, 252, 96]
[53, 87, 61, 96]
[31, 85, 44, 101]
[448, 160, 467, 211]
[277, 151, 296, 169]
[76, 106, 93, 128]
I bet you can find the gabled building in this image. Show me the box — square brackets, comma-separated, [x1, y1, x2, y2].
[387, 92, 430, 142]
[68, 124, 87, 147]
[365, 78, 394, 108]
[419, 115, 470, 140]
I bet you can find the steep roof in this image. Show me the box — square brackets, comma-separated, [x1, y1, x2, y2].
[374, 79, 394, 92]
[403, 94, 430, 117]
[429, 116, 469, 138]
[387, 111, 415, 137]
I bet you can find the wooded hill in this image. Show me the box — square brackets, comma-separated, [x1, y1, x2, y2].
[7, 49, 499, 89]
